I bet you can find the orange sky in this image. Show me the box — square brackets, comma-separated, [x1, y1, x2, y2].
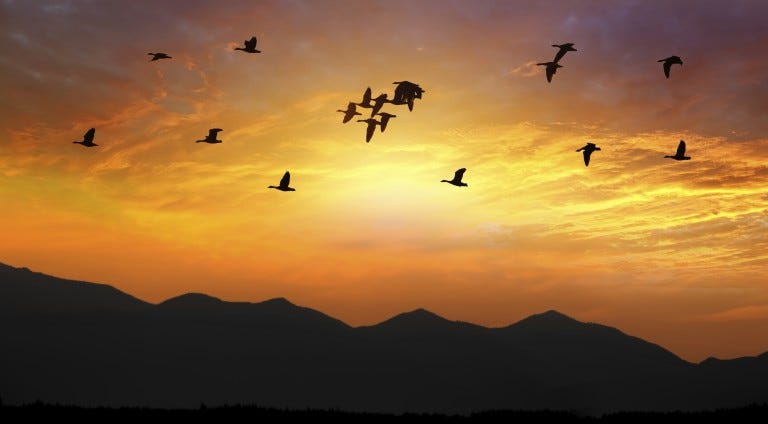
[1, 0, 768, 362]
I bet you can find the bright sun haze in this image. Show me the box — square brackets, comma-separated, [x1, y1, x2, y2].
[1, 0, 767, 362]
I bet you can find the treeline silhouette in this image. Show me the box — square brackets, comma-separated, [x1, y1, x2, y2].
[1, 402, 766, 423]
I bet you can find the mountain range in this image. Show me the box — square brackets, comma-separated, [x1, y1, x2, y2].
[1, 262, 766, 414]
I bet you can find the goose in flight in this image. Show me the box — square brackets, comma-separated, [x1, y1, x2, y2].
[235, 36, 261, 53]
[537, 61, 563, 83]
[357, 118, 381, 143]
[148, 52, 172, 61]
[576, 142, 601, 167]
[354, 87, 374, 109]
[552, 43, 576, 63]
[337, 102, 362, 123]
[665, 140, 691, 160]
[376, 112, 396, 132]
[73, 128, 97, 147]
[268, 171, 295, 191]
[658, 56, 683, 79]
[371, 93, 390, 116]
[441, 168, 468, 187]
[196, 128, 223, 144]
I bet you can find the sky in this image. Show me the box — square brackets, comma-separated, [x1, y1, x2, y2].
[1, 0, 768, 362]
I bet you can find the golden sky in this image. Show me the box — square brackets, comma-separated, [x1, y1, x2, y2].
[1, 0, 768, 362]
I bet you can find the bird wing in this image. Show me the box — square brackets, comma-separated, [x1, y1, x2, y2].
[208, 128, 223, 138]
[347, 102, 357, 112]
[246, 37, 257, 49]
[280, 171, 290, 187]
[553, 48, 566, 63]
[83, 128, 95, 143]
[363, 87, 372, 103]
[546, 66, 554, 82]
[676, 140, 686, 157]
[454, 168, 466, 182]
[663, 61, 672, 78]
[583, 150, 591, 166]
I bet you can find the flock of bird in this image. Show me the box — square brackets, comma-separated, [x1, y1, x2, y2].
[70, 37, 691, 190]
[337, 81, 425, 143]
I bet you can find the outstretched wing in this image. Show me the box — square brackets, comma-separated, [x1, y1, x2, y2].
[246, 36, 257, 49]
[663, 61, 672, 78]
[545, 66, 554, 82]
[676, 140, 686, 157]
[83, 128, 95, 143]
[280, 171, 291, 187]
[208, 128, 223, 138]
[553, 48, 567, 63]
[583, 150, 591, 166]
[363, 87, 372, 103]
[454, 168, 466, 182]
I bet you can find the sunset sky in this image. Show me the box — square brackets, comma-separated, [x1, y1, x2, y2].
[2, 0, 768, 362]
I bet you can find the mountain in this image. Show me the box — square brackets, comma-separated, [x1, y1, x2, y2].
[1, 262, 766, 414]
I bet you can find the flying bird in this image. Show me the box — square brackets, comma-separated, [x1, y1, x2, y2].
[370, 93, 389, 116]
[376, 112, 396, 132]
[235, 36, 261, 53]
[357, 118, 381, 143]
[196, 128, 223, 144]
[148, 52, 172, 61]
[354, 87, 374, 109]
[658, 56, 683, 79]
[72, 128, 97, 147]
[665, 140, 691, 161]
[337, 102, 362, 123]
[576, 142, 601, 167]
[268, 171, 295, 191]
[441, 168, 468, 187]
[552, 43, 576, 63]
[391, 81, 425, 111]
[537, 61, 563, 83]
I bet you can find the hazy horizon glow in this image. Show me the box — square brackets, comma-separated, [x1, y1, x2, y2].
[1, 0, 768, 362]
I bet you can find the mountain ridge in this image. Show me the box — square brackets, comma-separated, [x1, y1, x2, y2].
[1, 261, 767, 413]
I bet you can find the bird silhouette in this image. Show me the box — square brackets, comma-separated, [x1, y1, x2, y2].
[391, 81, 424, 111]
[337, 102, 362, 123]
[148, 52, 172, 61]
[354, 87, 374, 109]
[376, 112, 396, 132]
[371, 93, 389, 116]
[576, 142, 601, 167]
[268, 171, 295, 191]
[357, 118, 381, 143]
[441, 168, 468, 187]
[665, 140, 691, 160]
[552, 43, 576, 63]
[658, 56, 683, 79]
[72, 128, 97, 147]
[537, 61, 563, 83]
[235, 36, 261, 53]
[196, 128, 223, 144]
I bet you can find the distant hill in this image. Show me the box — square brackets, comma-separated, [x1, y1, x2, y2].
[1, 262, 766, 414]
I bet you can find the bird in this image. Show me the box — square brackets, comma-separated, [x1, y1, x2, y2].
[72, 128, 97, 147]
[354, 87, 374, 109]
[576, 142, 601, 167]
[391, 81, 425, 111]
[337, 102, 362, 123]
[441, 168, 468, 187]
[148, 52, 172, 61]
[376, 112, 396, 132]
[552, 43, 576, 63]
[370, 93, 389, 116]
[665, 140, 691, 160]
[195, 128, 223, 144]
[234, 36, 261, 53]
[357, 118, 381, 143]
[537, 61, 563, 83]
[268, 171, 295, 191]
[658, 56, 683, 79]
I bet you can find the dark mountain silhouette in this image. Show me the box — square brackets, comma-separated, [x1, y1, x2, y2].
[1, 262, 766, 414]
